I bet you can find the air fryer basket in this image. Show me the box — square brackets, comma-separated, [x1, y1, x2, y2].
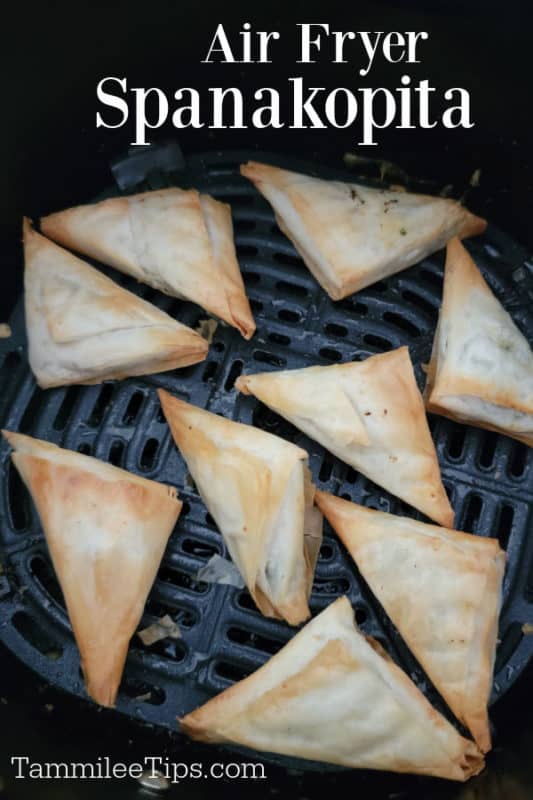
[0, 147, 532, 770]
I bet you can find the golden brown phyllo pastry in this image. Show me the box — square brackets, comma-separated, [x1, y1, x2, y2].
[40, 188, 255, 338]
[180, 596, 484, 780]
[236, 347, 453, 526]
[240, 161, 486, 300]
[158, 390, 322, 626]
[3, 430, 182, 708]
[316, 491, 505, 754]
[23, 219, 208, 388]
[425, 238, 533, 446]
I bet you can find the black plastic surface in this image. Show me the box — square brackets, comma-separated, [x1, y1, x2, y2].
[0, 149, 532, 768]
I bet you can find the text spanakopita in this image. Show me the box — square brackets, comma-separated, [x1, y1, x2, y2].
[3, 431, 182, 707]
[316, 491, 505, 753]
[181, 596, 484, 780]
[236, 347, 453, 526]
[40, 188, 255, 338]
[158, 390, 322, 626]
[425, 237, 533, 446]
[24, 219, 207, 388]
[240, 161, 486, 300]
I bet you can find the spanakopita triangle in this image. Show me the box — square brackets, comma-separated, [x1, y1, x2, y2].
[240, 161, 486, 299]
[425, 237, 533, 445]
[316, 491, 505, 753]
[158, 390, 322, 626]
[40, 188, 255, 338]
[236, 347, 454, 526]
[24, 219, 207, 388]
[180, 596, 484, 780]
[3, 431, 182, 708]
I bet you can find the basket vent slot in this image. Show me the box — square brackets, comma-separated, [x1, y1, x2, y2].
[202, 361, 218, 382]
[494, 623, 523, 674]
[144, 637, 187, 663]
[462, 493, 483, 533]
[355, 607, 368, 625]
[12, 612, 63, 660]
[401, 289, 438, 318]
[243, 270, 260, 286]
[158, 566, 208, 595]
[383, 311, 421, 338]
[30, 555, 64, 607]
[145, 603, 197, 630]
[319, 542, 334, 561]
[252, 404, 299, 441]
[369, 280, 388, 294]
[226, 627, 285, 656]
[77, 442, 92, 455]
[53, 386, 80, 431]
[509, 442, 528, 478]
[121, 678, 167, 704]
[253, 350, 286, 368]
[214, 660, 252, 683]
[108, 440, 125, 466]
[3, 350, 21, 370]
[324, 322, 348, 338]
[225, 360, 243, 392]
[446, 424, 466, 461]
[319, 347, 342, 362]
[345, 467, 358, 484]
[233, 218, 256, 232]
[268, 332, 290, 347]
[122, 391, 144, 425]
[340, 298, 368, 315]
[237, 591, 257, 612]
[275, 280, 308, 299]
[19, 386, 46, 433]
[363, 333, 393, 351]
[278, 308, 302, 324]
[7, 460, 31, 531]
[222, 193, 254, 207]
[419, 267, 443, 289]
[319, 452, 334, 483]
[87, 383, 114, 427]
[271, 249, 300, 267]
[139, 438, 159, 471]
[479, 432, 499, 469]
[496, 504, 514, 549]
[236, 244, 258, 258]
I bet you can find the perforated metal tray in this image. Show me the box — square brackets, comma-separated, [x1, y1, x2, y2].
[0, 148, 532, 768]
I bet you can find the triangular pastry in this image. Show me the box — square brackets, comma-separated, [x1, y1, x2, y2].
[236, 347, 453, 526]
[158, 390, 322, 626]
[40, 188, 255, 338]
[180, 596, 484, 780]
[425, 237, 533, 445]
[3, 430, 182, 707]
[240, 161, 486, 300]
[315, 491, 505, 753]
[23, 219, 207, 388]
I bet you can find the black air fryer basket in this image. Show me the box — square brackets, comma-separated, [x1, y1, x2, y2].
[0, 147, 532, 770]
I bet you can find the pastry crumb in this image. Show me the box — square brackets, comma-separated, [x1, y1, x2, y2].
[138, 615, 181, 646]
[195, 318, 218, 344]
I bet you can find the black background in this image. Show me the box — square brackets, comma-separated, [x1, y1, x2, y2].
[1, 1, 532, 798]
